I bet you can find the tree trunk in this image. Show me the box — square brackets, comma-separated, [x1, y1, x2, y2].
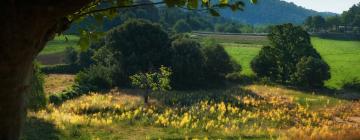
[144, 89, 149, 104]
[0, 1, 91, 139]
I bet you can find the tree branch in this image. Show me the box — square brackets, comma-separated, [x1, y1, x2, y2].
[74, 1, 166, 18]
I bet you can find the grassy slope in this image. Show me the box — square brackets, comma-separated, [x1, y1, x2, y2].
[223, 37, 360, 89]
[40, 35, 79, 55]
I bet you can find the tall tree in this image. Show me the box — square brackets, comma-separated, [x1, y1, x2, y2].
[0, 0, 257, 139]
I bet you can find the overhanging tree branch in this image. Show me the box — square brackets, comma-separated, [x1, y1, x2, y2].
[73, 1, 166, 19]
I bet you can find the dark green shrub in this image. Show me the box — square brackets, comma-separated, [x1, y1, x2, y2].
[250, 46, 279, 80]
[203, 44, 241, 82]
[342, 78, 360, 92]
[251, 24, 330, 87]
[27, 62, 47, 110]
[64, 47, 78, 66]
[292, 56, 331, 87]
[170, 38, 206, 89]
[75, 64, 114, 91]
[41, 64, 79, 74]
[105, 19, 171, 86]
[173, 19, 192, 33]
[77, 49, 94, 68]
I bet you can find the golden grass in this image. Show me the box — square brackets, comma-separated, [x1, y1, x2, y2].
[27, 85, 360, 139]
[44, 74, 75, 95]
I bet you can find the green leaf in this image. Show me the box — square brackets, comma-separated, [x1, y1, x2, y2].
[78, 30, 90, 51]
[188, 0, 198, 9]
[250, 0, 257, 4]
[117, 0, 133, 6]
[220, 0, 228, 5]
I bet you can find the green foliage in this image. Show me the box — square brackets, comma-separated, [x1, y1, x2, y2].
[308, 2, 360, 33]
[170, 38, 206, 89]
[130, 66, 172, 91]
[41, 64, 79, 74]
[342, 78, 360, 92]
[173, 19, 192, 33]
[251, 24, 330, 87]
[203, 44, 241, 82]
[106, 19, 171, 86]
[27, 62, 47, 111]
[75, 64, 114, 92]
[215, 23, 243, 33]
[64, 47, 78, 66]
[130, 66, 172, 103]
[70, 0, 257, 49]
[77, 49, 94, 68]
[292, 56, 331, 88]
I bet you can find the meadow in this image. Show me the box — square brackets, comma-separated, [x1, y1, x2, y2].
[210, 35, 360, 89]
[26, 34, 360, 139]
[36, 35, 79, 65]
[23, 74, 360, 140]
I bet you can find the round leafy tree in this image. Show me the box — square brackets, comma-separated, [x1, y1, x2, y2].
[170, 38, 206, 89]
[203, 44, 241, 82]
[251, 23, 330, 87]
[292, 56, 331, 87]
[105, 19, 171, 86]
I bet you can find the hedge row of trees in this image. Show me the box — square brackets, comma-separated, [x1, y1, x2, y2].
[66, 21, 331, 92]
[304, 2, 360, 33]
[74, 19, 240, 91]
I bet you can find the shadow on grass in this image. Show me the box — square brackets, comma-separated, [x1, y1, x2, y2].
[21, 117, 60, 140]
[229, 74, 360, 101]
[152, 85, 263, 107]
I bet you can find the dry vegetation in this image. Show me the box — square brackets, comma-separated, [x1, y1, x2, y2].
[44, 74, 75, 95]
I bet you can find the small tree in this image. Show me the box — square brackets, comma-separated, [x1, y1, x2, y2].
[130, 66, 172, 104]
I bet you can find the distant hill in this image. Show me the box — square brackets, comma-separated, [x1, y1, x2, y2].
[219, 0, 336, 24]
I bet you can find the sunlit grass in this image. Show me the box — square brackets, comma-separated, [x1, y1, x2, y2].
[311, 37, 360, 88]
[40, 35, 79, 55]
[222, 37, 360, 89]
[25, 83, 360, 139]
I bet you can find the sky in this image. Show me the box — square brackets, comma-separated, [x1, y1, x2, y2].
[282, 0, 360, 13]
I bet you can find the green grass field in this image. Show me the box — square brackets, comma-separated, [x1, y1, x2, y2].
[40, 35, 79, 55]
[221, 37, 360, 89]
[311, 37, 360, 88]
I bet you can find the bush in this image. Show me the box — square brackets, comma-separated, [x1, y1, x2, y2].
[105, 19, 171, 86]
[170, 38, 206, 89]
[203, 44, 241, 82]
[75, 64, 114, 92]
[63, 47, 78, 66]
[342, 78, 360, 92]
[41, 64, 79, 74]
[27, 62, 47, 110]
[251, 24, 330, 87]
[292, 56, 331, 87]
[77, 49, 94, 68]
